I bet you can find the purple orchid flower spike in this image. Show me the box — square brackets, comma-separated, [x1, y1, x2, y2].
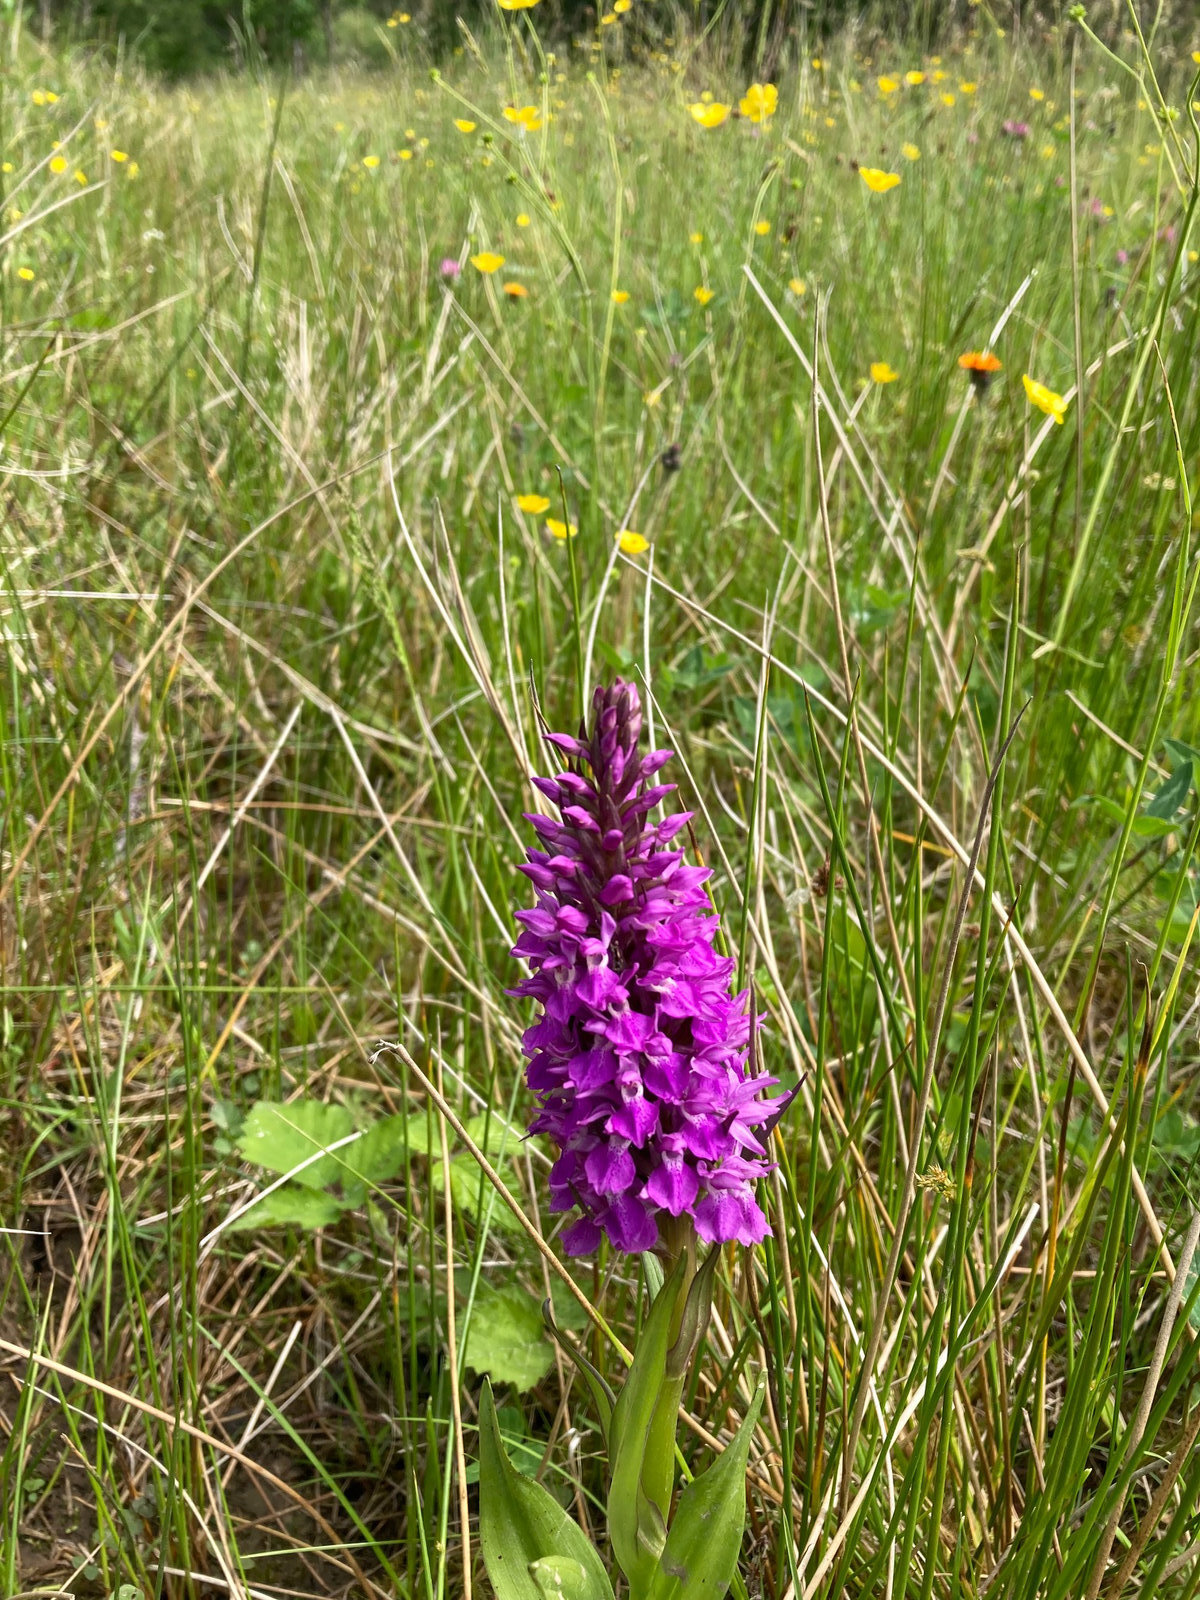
[510, 680, 780, 1257]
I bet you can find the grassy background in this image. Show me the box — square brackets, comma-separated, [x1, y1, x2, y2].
[3, 5, 1200, 1598]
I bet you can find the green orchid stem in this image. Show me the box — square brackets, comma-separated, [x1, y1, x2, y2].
[640, 1236, 698, 1526]
[607, 1236, 720, 1597]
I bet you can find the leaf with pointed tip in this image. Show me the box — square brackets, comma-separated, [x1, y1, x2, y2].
[478, 1381, 615, 1600]
[646, 1376, 766, 1600]
[543, 1298, 615, 1445]
[1147, 760, 1193, 820]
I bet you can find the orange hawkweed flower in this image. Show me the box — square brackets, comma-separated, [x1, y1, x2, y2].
[959, 350, 1002, 393]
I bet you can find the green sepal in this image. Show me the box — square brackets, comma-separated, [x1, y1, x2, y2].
[477, 1379, 615, 1600]
[646, 1374, 766, 1600]
[607, 1256, 688, 1595]
[542, 1297, 616, 1446]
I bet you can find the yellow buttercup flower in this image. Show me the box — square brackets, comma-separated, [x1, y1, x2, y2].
[754, 219, 771, 235]
[612, 289, 630, 303]
[504, 105, 544, 131]
[471, 251, 505, 273]
[941, 92, 956, 106]
[860, 167, 901, 192]
[498, 0, 540, 9]
[689, 230, 704, 244]
[546, 518, 577, 539]
[399, 149, 413, 161]
[454, 119, 477, 133]
[906, 70, 926, 86]
[518, 493, 550, 514]
[960, 81, 978, 94]
[73, 168, 87, 184]
[614, 0, 631, 10]
[1029, 87, 1044, 101]
[1023, 373, 1069, 424]
[17, 267, 34, 281]
[503, 281, 529, 298]
[601, 11, 617, 22]
[694, 285, 715, 305]
[788, 277, 806, 295]
[362, 155, 380, 168]
[689, 102, 730, 128]
[49, 156, 66, 174]
[516, 213, 531, 226]
[870, 362, 899, 384]
[617, 530, 649, 555]
[902, 142, 920, 160]
[740, 82, 778, 123]
[878, 75, 899, 94]
[110, 149, 128, 162]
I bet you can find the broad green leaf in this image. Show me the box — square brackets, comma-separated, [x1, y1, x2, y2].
[647, 1375, 766, 1600]
[227, 1184, 347, 1231]
[477, 1380, 615, 1600]
[465, 1110, 525, 1162]
[432, 1157, 523, 1234]
[1146, 760, 1193, 820]
[463, 1282, 554, 1392]
[338, 1113, 433, 1203]
[608, 1257, 687, 1594]
[1087, 794, 1175, 838]
[1151, 1107, 1200, 1160]
[237, 1100, 354, 1190]
[1163, 737, 1200, 770]
[549, 1281, 590, 1332]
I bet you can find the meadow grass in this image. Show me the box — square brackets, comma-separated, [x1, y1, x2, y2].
[2, 5, 1200, 1598]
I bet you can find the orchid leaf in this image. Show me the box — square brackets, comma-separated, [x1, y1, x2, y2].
[542, 1297, 615, 1445]
[646, 1374, 766, 1600]
[530, 1557, 599, 1600]
[478, 1380, 615, 1600]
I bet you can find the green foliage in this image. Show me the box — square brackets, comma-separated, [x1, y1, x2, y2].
[478, 1381, 616, 1600]
[88, 0, 324, 72]
[463, 1283, 555, 1392]
[330, 5, 395, 67]
[646, 1378, 765, 1600]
